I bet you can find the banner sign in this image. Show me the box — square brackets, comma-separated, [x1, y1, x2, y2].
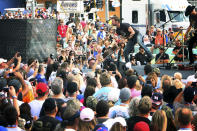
[57, 0, 84, 13]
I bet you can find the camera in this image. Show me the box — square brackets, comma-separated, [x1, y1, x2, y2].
[8, 73, 15, 77]
[0, 87, 9, 92]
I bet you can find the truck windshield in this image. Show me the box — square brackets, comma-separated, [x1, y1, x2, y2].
[168, 11, 188, 22]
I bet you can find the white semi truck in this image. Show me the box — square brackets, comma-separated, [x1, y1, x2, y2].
[122, 0, 190, 35]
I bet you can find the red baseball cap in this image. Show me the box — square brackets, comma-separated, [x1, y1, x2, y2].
[133, 121, 150, 131]
[36, 83, 49, 94]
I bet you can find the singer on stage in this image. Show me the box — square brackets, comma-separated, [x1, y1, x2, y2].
[111, 16, 154, 63]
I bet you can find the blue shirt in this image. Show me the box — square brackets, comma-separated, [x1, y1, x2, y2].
[35, 74, 48, 84]
[93, 87, 119, 101]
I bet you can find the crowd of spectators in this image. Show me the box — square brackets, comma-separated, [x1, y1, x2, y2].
[0, 13, 197, 131]
[0, 8, 57, 19]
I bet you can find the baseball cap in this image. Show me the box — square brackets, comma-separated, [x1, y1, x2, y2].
[80, 108, 95, 122]
[0, 58, 7, 64]
[86, 96, 98, 111]
[151, 92, 163, 106]
[119, 88, 131, 102]
[100, 27, 104, 30]
[62, 99, 81, 121]
[133, 121, 150, 131]
[67, 82, 78, 94]
[36, 82, 49, 94]
[153, 68, 160, 75]
[103, 117, 127, 130]
[114, 117, 127, 127]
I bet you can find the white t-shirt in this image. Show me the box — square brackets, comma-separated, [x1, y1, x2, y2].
[125, 62, 133, 69]
[111, 76, 118, 89]
[29, 99, 45, 118]
[49, 71, 57, 83]
[187, 74, 196, 83]
[10, 99, 23, 107]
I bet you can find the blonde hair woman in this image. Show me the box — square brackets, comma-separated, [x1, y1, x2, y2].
[160, 75, 172, 91]
[146, 72, 158, 89]
[151, 110, 167, 131]
[172, 79, 184, 89]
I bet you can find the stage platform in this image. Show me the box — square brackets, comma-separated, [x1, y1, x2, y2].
[131, 62, 196, 79]
[116, 61, 196, 79]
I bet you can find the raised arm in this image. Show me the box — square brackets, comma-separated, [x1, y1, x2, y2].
[14, 72, 29, 97]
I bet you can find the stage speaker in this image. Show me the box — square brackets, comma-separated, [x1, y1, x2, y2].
[0, 19, 57, 62]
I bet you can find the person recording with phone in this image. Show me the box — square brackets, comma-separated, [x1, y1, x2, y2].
[107, 62, 122, 88]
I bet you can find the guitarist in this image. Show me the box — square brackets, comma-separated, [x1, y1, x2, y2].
[185, 5, 197, 65]
[111, 16, 154, 63]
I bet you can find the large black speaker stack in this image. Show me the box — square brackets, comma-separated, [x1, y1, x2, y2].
[0, 19, 57, 62]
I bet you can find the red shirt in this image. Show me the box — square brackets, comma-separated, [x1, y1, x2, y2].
[57, 25, 68, 38]
[80, 21, 86, 29]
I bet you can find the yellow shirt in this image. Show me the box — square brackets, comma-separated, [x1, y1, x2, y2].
[174, 32, 185, 43]
[108, 20, 112, 25]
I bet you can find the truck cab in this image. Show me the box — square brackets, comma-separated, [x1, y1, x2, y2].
[122, 0, 190, 35]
